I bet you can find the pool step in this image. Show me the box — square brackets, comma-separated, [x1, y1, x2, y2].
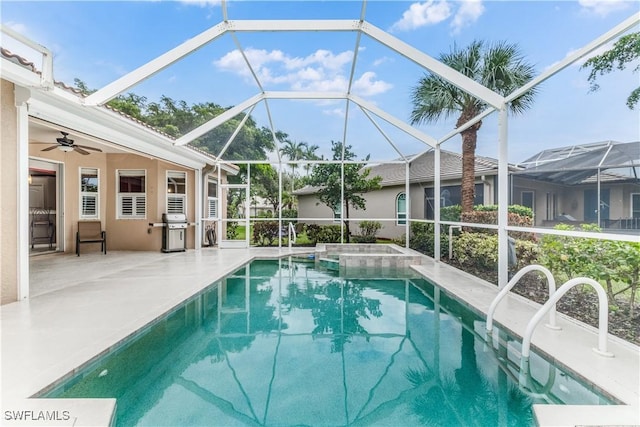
[318, 257, 340, 271]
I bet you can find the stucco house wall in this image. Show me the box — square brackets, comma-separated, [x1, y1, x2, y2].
[297, 175, 498, 240]
[1, 79, 19, 304]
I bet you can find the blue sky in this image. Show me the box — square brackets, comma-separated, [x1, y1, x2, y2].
[2, 0, 639, 163]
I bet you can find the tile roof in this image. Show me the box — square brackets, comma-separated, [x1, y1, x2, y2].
[294, 149, 516, 195]
[367, 149, 505, 186]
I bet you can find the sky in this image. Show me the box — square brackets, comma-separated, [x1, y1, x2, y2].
[1, 0, 639, 163]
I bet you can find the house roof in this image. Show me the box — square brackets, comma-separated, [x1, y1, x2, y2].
[294, 149, 516, 195]
[368, 149, 509, 187]
[514, 141, 640, 185]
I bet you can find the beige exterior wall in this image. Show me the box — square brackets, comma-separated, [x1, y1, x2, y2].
[1, 79, 19, 304]
[297, 176, 497, 240]
[513, 176, 640, 226]
[29, 148, 219, 253]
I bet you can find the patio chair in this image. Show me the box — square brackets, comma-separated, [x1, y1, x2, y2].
[76, 221, 106, 256]
[31, 208, 55, 249]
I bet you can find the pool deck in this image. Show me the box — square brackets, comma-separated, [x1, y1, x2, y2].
[1, 248, 639, 426]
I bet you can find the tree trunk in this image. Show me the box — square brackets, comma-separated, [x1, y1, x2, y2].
[344, 202, 351, 243]
[457, 111, 481, 214]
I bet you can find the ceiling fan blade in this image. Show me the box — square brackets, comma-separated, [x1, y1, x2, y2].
[41, 145, 58, 152]
[76, 144, 102, 152]
[74, 147, 90, 155]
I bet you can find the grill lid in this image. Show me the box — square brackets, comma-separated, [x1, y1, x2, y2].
[162, 213, 187, 223]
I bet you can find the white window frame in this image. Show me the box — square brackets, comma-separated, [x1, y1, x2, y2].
[117, 169, 146, 219]
[79, 167, 99, 219]
[166, 170, 187, 215]
[631, 193, 640, 218]
[333, 204, 342, 223]
[396, 192, 407, 225]
[207, 176, 218, 219]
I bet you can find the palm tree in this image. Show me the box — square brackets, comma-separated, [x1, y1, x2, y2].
[410, 40, 537, 213]
[302, 143, 320, 177]
[279, 139, 307, 192]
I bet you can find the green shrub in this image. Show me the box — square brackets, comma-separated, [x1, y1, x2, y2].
[460, 209, 534, 241]
[351, 235, 377, 243]
[441, 205, 462, 222]
[408, 222, 449, 258]
[252, 221, 279, 246]
[316, 225, 343, 243]
[358, 220, 382, 238]
[453, 232, 540, 272]
[226, 221, 238, 239]
[305, 224, 344, 244]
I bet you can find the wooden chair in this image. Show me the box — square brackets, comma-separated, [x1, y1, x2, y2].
[76, 221, 106, 256]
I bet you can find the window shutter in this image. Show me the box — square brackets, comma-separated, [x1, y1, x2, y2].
[82, 195, 97, 217]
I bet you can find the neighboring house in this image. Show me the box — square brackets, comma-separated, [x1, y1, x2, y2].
[296, 141, 640, 238]
[512, 141, 640, 230]
[296, 149, 514, 239]
[1, 47, 238, 304]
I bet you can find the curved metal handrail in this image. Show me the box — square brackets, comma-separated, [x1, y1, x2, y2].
[521, 277, 614, 359]
[288, 222, 297, 249]
[486, 265, 559, 333]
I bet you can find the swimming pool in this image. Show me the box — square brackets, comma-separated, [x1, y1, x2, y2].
[45, 258, 613, 426]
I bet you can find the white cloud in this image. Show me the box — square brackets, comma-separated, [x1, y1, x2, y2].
[390, 1, 452, 32]
[451, 0, 485, 34]
[373, 56, 394, 67]
[214, 47, 392, 97]
[353, 72, 394, 96]
[179, 0, 221, 7]
[543, 41, 614, 72]
[323, 108, 345, 117]
[578, 0, 630, 16]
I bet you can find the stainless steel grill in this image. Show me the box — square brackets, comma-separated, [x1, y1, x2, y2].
[162, 213, 187, 253]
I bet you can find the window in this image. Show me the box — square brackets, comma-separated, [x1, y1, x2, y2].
[167, 171, 187, 214]
[632, 193, 640, 219]
[80, 168, 99, 219]
[333, 204, 342, 223]
[424, 184, 484, 220]
[521, 191, 534, 211]
[396, 192, 407, 225]
[117, 170, 146, 219]
[207, 176, 218, 218]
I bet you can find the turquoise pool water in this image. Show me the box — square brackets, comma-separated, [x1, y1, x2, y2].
[46, 258, 613, 426]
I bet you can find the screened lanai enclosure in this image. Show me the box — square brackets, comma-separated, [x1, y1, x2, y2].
[4, 1, 639, 289]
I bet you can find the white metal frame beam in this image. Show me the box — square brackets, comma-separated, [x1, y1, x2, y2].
[84, 21, 229, 105]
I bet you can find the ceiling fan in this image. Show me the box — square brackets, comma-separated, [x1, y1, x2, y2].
[40, 131, 103, 155]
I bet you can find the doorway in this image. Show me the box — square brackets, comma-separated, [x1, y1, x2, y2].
[584, 188, 610, 226]
[29, 159, 62, 254]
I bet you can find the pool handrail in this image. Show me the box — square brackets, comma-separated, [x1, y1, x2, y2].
[486, 265, 559, 333]
[288, 222, 297, 249]
[521, 277, 614, 359]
